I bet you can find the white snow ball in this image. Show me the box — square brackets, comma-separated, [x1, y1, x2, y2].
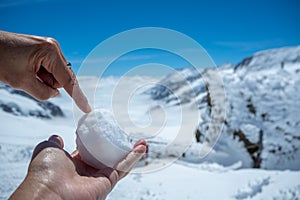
[76, 109, 132, 169]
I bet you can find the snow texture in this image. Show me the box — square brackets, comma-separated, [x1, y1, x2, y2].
[147, 45, 300, 170]
[76, 109, 132, 168]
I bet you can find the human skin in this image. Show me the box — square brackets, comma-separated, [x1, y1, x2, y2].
[0, 31, 148, 199]
[10, 135, 147, 200]
[0, 30, 91, 113]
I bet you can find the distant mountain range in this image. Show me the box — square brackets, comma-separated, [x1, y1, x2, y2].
[146, 45, 300, 170]
[0, 83, 64, 119]
[1, 45, 299, 170]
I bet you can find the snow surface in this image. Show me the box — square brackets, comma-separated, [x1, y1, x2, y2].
[0, 79, 299, 200]
[108, 163, 300, 200]
[147, 45, 300, 170]
[1, 46, 300, 199]
[76, 109, 132, 168]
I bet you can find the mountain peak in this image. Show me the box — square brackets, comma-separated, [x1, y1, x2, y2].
[234, 45, 300, 71]
[145, 45, 300, 169]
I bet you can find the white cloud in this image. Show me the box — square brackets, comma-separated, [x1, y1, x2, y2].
[215, 40, 285, 51]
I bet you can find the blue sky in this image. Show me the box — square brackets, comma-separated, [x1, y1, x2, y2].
[1, 0, 299, 75]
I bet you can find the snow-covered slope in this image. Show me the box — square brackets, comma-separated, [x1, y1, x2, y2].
[222, 46, 300, 170]
[234, 45, 300, 71]
[147, 45, 300, 170]
[108, 162, 300, 200]
[0, 83, 64, 119]
[1, 46, 300, 199]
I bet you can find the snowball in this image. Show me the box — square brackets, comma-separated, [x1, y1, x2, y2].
[76, 109, 132, 169]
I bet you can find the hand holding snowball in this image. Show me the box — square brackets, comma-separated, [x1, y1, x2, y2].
[10, 135, 147, 200]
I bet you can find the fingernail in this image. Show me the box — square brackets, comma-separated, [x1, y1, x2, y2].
[134, 145, 146, 154]
[134, 140, 147, 148]
[48, 135, 64, 148]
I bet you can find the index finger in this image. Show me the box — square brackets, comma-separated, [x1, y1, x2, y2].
[52, 59, 91, 113]
[57, 65, 91, 113]
[41, 38, 91, 113]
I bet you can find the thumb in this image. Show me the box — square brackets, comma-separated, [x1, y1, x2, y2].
[115, 142, 147, 179]
[23, 76, 59, 101]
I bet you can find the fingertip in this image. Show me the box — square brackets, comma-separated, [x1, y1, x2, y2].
[84, 103, 92, 113]
[78, 102, 91, 113]
[134, 140, 147, 148]
[72, 85, 92, 113]
[133, 144, 147, 154]
[48, 135, 64, 148]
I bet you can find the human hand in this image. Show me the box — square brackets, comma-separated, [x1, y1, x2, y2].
[0, 31, 91, 113]
[10, 135, 147, 200]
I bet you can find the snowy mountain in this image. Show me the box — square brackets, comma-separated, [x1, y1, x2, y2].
[1, 46, 300, 199]
[0, 83, 64, 119]
[146, 45, 300, 170]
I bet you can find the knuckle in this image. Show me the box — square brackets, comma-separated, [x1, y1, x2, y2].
[63, 74, 76, 87]
[108, 169, 119, 189]
[102, 168, 119, 188]
[118, 157, 132, 171]
[111, 169, 119, 181]
[40, 37, 59, 52]
[46, 37, 58, 46]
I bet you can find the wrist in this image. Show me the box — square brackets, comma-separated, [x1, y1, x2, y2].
[10, 177, 63, 200]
